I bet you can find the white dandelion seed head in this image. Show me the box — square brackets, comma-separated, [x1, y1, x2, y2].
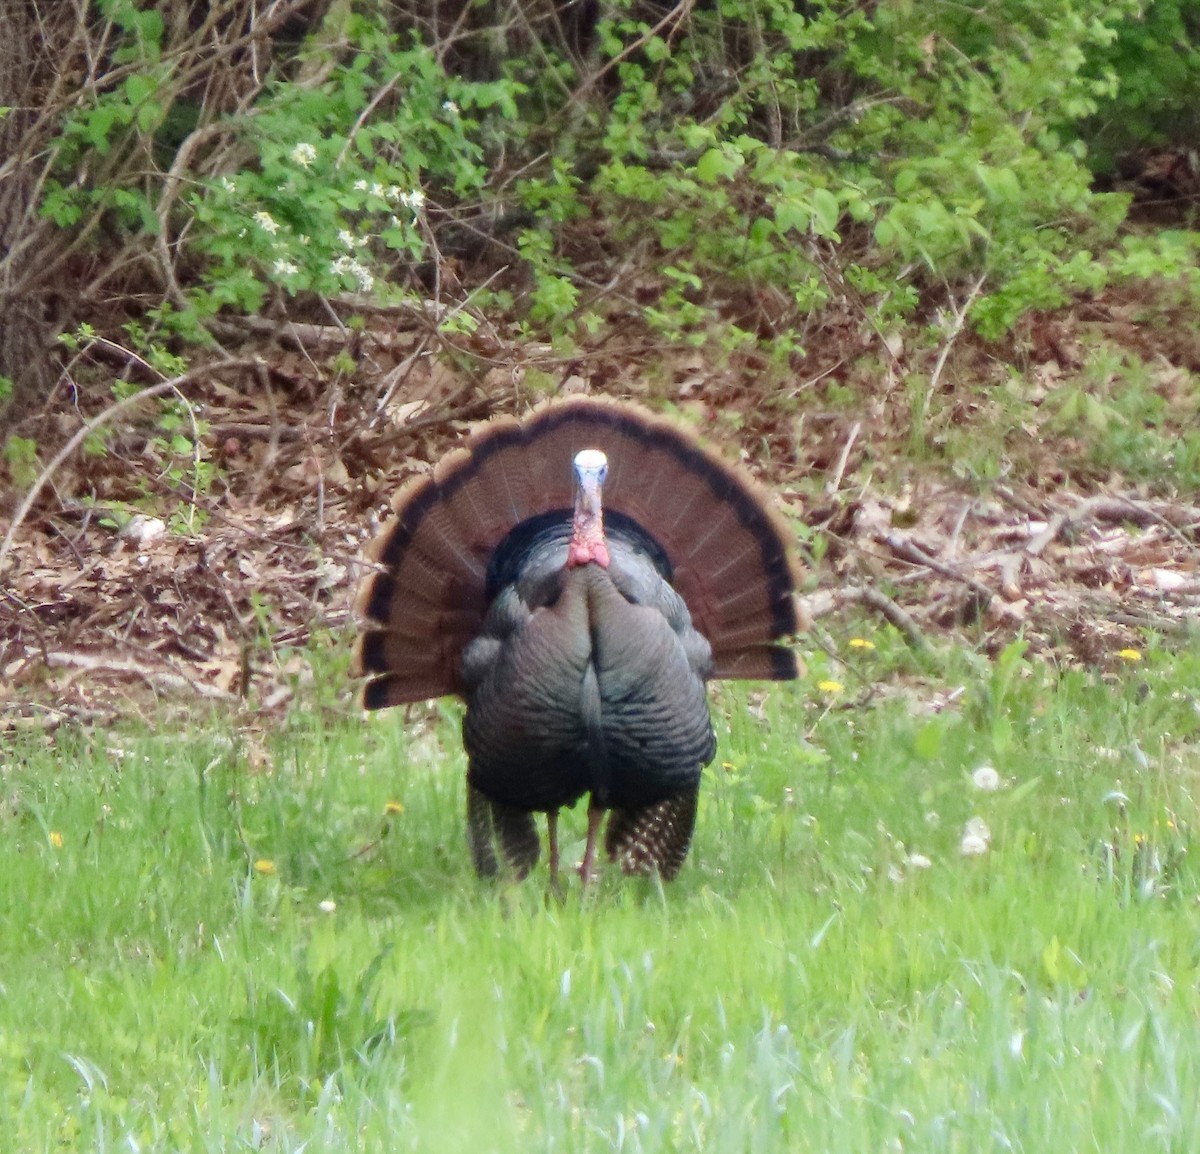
[960, 816, 992, 856]
[972, 765, 1001, 792]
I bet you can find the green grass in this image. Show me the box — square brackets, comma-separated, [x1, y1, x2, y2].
[3, 638, 1200, 1152]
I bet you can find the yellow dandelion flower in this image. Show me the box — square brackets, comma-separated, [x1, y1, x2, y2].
[1117, 648, 1142, 662]
[384, 800, 405, 815]
[50, 830, 64, 848]
[254, 859, 276, 875]
[848, 638, 875, 650]
[817, 679, 844, 694]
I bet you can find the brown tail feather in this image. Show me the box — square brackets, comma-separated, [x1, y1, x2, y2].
[355, 396, 802, 707]
[605, 790, 700, 880]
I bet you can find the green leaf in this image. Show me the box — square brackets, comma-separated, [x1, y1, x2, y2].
[695, 148, 741, 184]
[136, 100, 163, 134]
[775, 201, 810, 235]
[125, 74, 156, 106]
[810, 188, 840, 237]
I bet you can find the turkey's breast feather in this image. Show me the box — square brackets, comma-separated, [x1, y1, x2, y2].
[463, 540, 715, 813]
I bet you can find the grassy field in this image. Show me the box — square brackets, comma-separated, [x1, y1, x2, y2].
[2, 636, 1199, 1152]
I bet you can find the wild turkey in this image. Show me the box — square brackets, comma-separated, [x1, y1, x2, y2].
[355, 396, 801, 885]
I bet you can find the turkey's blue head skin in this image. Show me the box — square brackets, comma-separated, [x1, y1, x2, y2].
[573, 448, 608, 512]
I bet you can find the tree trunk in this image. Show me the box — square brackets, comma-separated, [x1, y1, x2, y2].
[0, 1, 57, 424]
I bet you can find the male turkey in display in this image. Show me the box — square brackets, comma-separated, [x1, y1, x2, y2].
[355, 396, 801, 885]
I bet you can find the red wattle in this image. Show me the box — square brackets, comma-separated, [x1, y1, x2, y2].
[567, 537, 610, 568]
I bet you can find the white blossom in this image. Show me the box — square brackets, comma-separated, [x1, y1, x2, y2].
[337, 229, 358, 248]
[220, 176, 236, 193]
[318, 899, 337, 914]
[253, 210, 280, 235]
[960, 816, 992, 857]
[907, 852, 932, 870]
[290, 142, 317, 168]
[331, 255, 374, 293]
[273, 258, 299, 277]
[353, 179, 369, 192]
[398, 189, 426, 212]
[371, 182, 384, 197]
[442, 100, 460, 115]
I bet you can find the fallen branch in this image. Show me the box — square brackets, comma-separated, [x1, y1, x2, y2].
[881, 531, 997, 610]
[44, 651, 238, 700]
[1027, 494, 1199, 557]
[854, 585, 932, 655]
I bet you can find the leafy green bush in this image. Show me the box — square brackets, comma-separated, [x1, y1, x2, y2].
[28, 0, 1198, 360]
[1080, 0, 1200, 171]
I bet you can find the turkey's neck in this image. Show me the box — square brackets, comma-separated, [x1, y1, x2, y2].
[567, 480, 610, 569]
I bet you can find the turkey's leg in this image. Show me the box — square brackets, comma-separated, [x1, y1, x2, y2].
[546, 811, 561, 891]
[579, 805, 605, 885]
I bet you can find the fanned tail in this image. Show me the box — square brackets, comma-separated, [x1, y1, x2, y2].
[355, 396, 803, 709]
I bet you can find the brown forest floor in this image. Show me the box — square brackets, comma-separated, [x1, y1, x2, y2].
[2, 278, 1198, 732]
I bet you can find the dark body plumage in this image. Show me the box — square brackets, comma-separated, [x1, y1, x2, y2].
[355, 397, 801, 883]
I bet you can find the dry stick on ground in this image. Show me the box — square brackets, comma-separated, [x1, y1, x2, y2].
[0, 359, 262, 575]
[881, 531, 999, 611]
[800, 581, 931, 656]
[1026, 494, 1200, 557]
[853, 585, 932, 655]
[43, 651, 239, 701]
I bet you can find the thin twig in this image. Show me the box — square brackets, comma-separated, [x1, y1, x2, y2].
[923, 271, 988, 410]
[825, 420, 861, 497]
[881, 531, 997, 610]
